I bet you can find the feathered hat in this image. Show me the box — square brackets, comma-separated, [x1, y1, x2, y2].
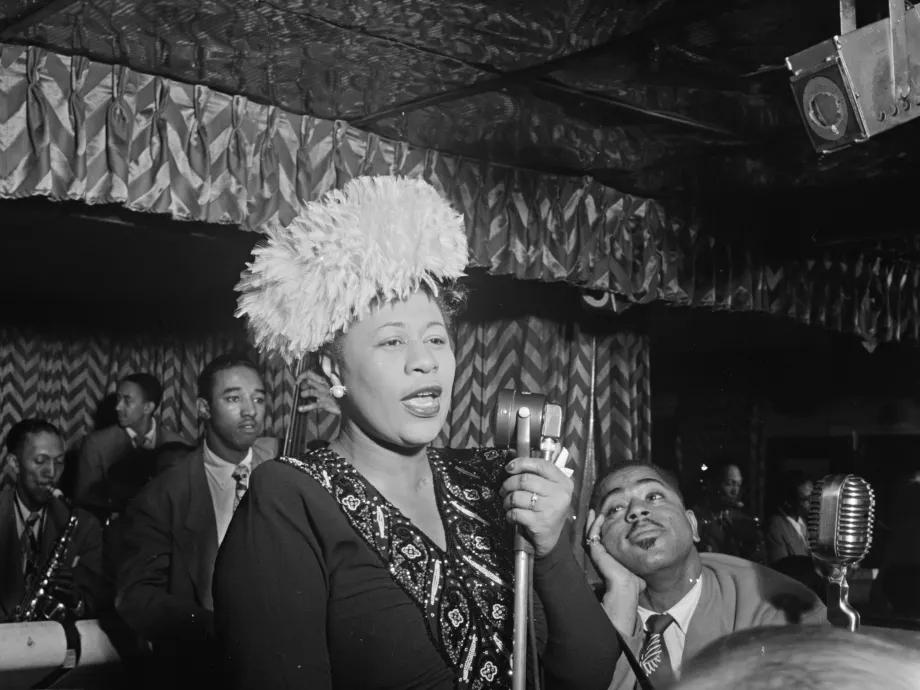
[235, 176, 470, 361]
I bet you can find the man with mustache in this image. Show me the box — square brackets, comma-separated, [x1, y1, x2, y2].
[114, 353, 272, 690]
[0, 419, 104, 622]
[586, 460, 827, 690]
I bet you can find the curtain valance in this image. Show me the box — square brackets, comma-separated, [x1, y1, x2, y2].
[3, 43, 919, 345]
[0, 43, 692, 296]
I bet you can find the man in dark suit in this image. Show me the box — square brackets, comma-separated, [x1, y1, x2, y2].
[765, 472, 813, 564]
[0, 419, 104, 622]
[115, 353, 270, 688]
[74, 372, 190, 520]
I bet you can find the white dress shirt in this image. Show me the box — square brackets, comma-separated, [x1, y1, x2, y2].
[202, 441, 253, 547]
[125, 419, 157, 450]
[637, 574, 704, 678]
[786, 513, 808, 546]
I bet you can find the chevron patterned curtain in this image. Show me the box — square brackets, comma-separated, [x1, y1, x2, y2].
[431, 316, 650, 568]
[0, 316, 648, 546]
[0, 324, 307, 454]
[7, 43, 920, 346]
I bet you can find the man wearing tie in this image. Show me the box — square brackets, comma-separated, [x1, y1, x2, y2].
[115, 354, 269, 689]
[0, 419, 103, 622]
[74, 372, 189, 519]
[585, 460, 827, 690]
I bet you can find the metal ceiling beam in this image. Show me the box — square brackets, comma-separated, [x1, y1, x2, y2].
[0, 0, 82, 40]
[295, 5, 750, 139]
[350, 50, 744, 139]
[350, 40, 619, 128]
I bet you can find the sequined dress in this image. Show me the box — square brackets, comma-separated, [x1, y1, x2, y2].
[214, 447, 617, 690]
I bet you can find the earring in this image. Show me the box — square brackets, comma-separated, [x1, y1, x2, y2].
[330, 384, 347, 399]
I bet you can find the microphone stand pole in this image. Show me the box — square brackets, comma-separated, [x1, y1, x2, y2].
[512, 408, 534, 690]
[826, 564, 860, 632]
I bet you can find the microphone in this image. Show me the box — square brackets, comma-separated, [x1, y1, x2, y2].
[492, 389, 565, 690]
[807, 474, 875, 632]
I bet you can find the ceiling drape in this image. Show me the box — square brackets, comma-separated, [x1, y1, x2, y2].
[3, 43, 920, 346]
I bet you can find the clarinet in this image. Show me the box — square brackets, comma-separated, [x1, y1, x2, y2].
[13, 489, 79, 622]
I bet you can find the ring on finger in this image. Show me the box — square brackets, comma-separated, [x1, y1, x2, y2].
[529, 492, 538, 510]
[586, 535, 601, 547]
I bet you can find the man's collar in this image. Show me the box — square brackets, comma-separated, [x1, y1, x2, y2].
[637, 573, 704, 634]
[14, 490, 45, 520]
[203, 440, 253, 471]
[125, 419, 157, 446]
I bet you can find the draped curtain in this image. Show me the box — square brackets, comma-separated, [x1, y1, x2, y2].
[3, 44, 919, 345]
[294, 314, 651, 569]
[0, 315, 649, 568]
[0, 324, 270, 446]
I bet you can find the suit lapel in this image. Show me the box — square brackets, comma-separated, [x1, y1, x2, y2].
[251, 437, 279, 468]
[105, 428, 132, 475]
[175, 449, 218, 610]
[683, 569, 729, 661]
[791, 518, 809, 553]
[0, 488, 24, 619]
[38, 498, 69, 565]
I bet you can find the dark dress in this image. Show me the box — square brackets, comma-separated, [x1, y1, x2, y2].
[213, 447, 618, 690]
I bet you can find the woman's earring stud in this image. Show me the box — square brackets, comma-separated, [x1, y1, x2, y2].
[330, 385, 347, 399]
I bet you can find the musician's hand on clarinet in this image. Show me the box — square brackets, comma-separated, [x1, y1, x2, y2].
[296, 371, 341, 416]
[500, 444, 574, 558]
[48, 567, 85, 616]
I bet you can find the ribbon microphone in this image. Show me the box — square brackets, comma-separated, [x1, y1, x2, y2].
[807, 474, 875, 632]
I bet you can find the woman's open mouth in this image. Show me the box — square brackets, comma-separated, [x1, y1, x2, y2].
[402, 385, 443, 418]
[403, 394, 441, 417]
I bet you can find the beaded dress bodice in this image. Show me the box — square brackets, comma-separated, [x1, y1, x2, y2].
[277, 447, 515, 689]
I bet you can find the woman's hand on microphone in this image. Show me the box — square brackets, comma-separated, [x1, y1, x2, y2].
[500, 443, 574, 558]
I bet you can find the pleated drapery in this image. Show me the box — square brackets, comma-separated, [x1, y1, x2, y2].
[3, 44, 919, 345]
[0, 318, 649, 552]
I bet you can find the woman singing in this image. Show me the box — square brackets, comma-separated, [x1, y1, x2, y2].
[214, 176, 618, 689]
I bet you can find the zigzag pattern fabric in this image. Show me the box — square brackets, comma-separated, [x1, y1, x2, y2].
[0, 318, 650, 553]
[439, 316, 650, 569]
[1, 43, 917, 346]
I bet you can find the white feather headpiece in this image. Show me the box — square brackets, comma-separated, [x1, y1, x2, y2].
[235, 175, 469, 361]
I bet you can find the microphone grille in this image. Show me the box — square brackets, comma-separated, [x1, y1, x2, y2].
[806, 483, 823, 553]
[808, 474, 875, 563]
[837, 476, 875, 561]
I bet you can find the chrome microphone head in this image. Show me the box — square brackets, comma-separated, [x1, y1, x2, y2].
[807, 474, 875, 567]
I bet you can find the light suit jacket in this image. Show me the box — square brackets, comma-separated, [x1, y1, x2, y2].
[608, 553, 828, 690]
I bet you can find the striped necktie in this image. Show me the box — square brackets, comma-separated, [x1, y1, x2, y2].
[232, 464, 251, 513]
[638, 613, 675, 687]
[20, 511, 42, 579]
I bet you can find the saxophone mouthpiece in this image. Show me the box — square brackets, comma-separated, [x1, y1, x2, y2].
[50, 488, 72, 509]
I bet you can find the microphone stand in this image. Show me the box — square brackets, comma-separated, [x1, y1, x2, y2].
[511, 407, 559, 690]
[512, 407, 534, 690]
[825, 564, 860, 632]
